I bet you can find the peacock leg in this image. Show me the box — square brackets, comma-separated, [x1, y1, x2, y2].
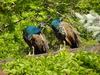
[60, 41, 66, 50]
[63, 41, 66, 48]
[60, 44, 63, 50]
[32, 46, 34, 55]
[28, 51, 31, 56]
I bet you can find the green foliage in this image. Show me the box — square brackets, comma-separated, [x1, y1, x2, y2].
[2, 50, 100, 75]
[0, 0, 100, 75]
[76, 0, 100, 14]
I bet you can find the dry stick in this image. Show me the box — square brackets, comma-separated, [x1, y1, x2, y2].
[34, 49, 65, 57]
[34, 48, 79, 57]
[34, 44, 100, 57]
[0, 58, 15, 64]
[0, 70, 7, 75]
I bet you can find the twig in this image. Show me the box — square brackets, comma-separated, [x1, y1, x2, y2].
[0, 58, 15, 64]
[33, 49, 65, 57]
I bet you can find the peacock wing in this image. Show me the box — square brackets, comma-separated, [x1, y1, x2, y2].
[60, 22, 78, 46]
[31, 34, 48, 53]
[40, 34, 49, 52]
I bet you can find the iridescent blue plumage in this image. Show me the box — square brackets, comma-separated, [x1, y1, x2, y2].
[51, 18, 61, 28]
[24, 26, 41, 40]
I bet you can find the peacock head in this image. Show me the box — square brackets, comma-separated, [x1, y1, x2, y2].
[51, 18, 61, 28]
[23, 26, 41, 40]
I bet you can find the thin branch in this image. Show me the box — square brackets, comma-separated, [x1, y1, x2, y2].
[0, 58, 15, 64]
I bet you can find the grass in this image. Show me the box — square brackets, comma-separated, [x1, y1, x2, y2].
[1, 47, 100, 75]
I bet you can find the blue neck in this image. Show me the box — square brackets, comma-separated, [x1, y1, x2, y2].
[51, 19, 61, 28]
[24, 26, 41, 40]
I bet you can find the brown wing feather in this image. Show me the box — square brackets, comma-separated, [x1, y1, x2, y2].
[31, 34, 49, 54]
[60, 22, 80, 48]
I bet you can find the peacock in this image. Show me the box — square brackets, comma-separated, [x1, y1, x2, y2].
[23, 26, 49, 55]
[51, 18, 80, 48]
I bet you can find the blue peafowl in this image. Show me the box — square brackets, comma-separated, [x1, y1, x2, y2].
[23, 26, 49, 55]
[51, 18, 80, 48]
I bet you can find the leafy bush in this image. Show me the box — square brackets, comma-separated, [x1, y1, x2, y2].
[75, 10, 100, 42]
[2, 50, 100, 75]
[0, 0, 100, 75]
[75, 0, 100, 14]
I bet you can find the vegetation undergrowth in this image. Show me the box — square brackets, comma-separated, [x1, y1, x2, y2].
[1, 49, 100, 75]
[0, 0, 100, 75]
